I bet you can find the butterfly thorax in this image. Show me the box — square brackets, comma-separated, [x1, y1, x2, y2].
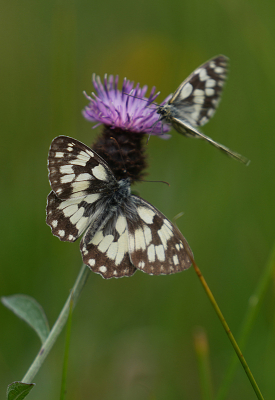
[107, 178, 131, 209]
[156, 105, 174, 123]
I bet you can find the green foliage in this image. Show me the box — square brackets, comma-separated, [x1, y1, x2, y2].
[2, 295, 50, 344]
[6, 382, 35, 400]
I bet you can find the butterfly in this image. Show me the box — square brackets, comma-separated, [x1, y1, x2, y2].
[46, 136, 193, 279]
[154, 55, 250, 165]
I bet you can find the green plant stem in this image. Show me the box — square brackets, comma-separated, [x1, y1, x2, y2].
[216, 242, 275, 400]
[190, 257, 264, 400]
[21, 263, 90, 384]
[60, 293, 74, 400]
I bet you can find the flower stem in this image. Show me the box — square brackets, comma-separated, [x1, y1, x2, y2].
[190, 256, 264, 400]
[216, 241, 275, 399]
[21, 263, 90, 384]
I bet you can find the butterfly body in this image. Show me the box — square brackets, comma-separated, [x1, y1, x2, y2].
[46, 136, 193, 279]
[155, 55, 249, 165]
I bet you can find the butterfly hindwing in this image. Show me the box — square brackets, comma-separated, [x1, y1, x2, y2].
[81, 212, 137, 279]
[127, 196, 193, 275]
[46, 190, 105, 242]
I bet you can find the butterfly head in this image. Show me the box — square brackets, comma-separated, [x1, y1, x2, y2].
[156, 104, 173, 123]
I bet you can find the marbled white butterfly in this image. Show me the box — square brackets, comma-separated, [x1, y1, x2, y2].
[155, 55, 249, 165]
[46, 136, 193, 279]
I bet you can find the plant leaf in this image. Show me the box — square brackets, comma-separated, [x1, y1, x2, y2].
[2, 294, 50, 344]
[6, 382, 35, 400]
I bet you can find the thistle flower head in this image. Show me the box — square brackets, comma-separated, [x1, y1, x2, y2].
[83, 74, 171, 137]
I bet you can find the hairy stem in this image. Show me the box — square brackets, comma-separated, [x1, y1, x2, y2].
[21, 264, 90, 384]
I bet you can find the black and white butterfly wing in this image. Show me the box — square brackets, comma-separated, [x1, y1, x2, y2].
[46, 136, 117, 242]
[81, 211, 137, 279]
[80, 195, 193, 279]
[159, 56, 250, 165]
[48, 135, 116, 200]
[169, 55, 228, 128]
[127, 196, 193, 275]
[171, 117, 250, 165]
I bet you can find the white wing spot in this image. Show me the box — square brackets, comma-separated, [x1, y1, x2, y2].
[70, 207, 84, 224]
[72, 180, 90, 193]
[58, 230, 65, 237]
[147, 244, 156, 262]
[175, 243, 180, 251]
[69, 159, 87, 166]
[115, 215, 127, 234]
[107, 242, 118, 260]
[85, 193, 100, 204]
[115, 230, 128, 265]
[200, 116, 208, 125]
[98, 235, 114, 252]
[138, 261, 145, 269]
[75, 173, 91, 182]
[91, 230, 104, 245]
[135, 228, 146, 250]
[55, 152, 64, 158]
[155, 245, 165, 261]
[164, 219, 173, 230]
[63, 204, 79, 217]
[60, 165, 74, 174]
[173, 254, 179, 265]
[68, 235, 75, 241]
[199, 68, 209, 81]
[178, 82, 193, 100]
[52, 220, 58, 228]
[76, 216, 88, 233]
[207, 109, 215, 118]
[99, 266, 107, 273]
[206, 79, 216, 88]
[205, 88, 215, 96]
[137, 207, 155, 224]
[86, 150, 94, 157]
[92, 164, 108, 181]
[88, 259, 95, 266]
[193, 89, 205, 96]
[60, 174, 75, 183]
[214, 67, 225, 74]
[143, 225, 152, 245]
[193, 96, 204, 104]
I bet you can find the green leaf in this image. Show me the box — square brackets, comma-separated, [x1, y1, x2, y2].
[2, 294, 50, 344]
[6, 382, 35, 400]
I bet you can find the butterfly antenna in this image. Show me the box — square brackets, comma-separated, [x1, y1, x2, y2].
[123, 92, 159, 109]
[136, 178, 170, 186]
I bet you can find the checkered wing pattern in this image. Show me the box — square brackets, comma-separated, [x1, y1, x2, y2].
[47, 136, 193, 279]
[47, 136, 117, 242]
[128, 196, 192, 275]
[169, 55, 228, 128]
[156, 56, 249, 165]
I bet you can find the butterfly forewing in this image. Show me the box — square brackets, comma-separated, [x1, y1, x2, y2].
[48, 135, 116, 199]
[169, 55, 228, 128]
[127, 196, 193, 275]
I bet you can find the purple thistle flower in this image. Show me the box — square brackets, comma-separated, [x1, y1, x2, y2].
[83, 74, 171, 138]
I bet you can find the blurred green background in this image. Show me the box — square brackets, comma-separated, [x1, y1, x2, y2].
[1, 0, 275, 399]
